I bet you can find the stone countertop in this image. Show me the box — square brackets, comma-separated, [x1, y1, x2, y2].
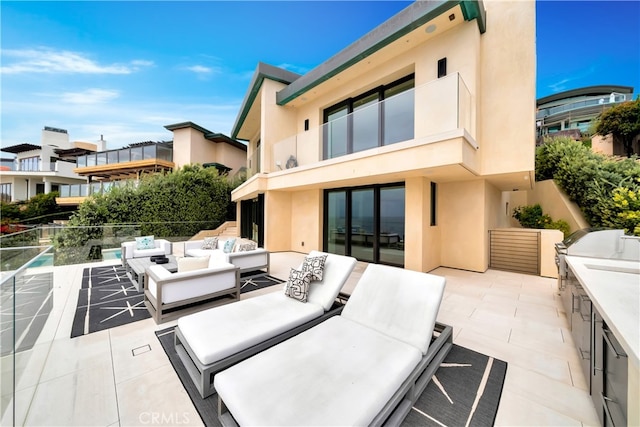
[566, 255, 640, 367]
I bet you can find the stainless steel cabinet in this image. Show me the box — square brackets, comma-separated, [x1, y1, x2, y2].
[592, 309, 628, 426]
[562, 266, 629, 426]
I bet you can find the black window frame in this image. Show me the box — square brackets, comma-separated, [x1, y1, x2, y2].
[322, 74, 415, 159]
[323, 182, 405, 267]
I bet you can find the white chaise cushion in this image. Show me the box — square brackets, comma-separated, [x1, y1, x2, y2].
[305, 251, 357, 311]
[341, 263, 445, 355]
[214, 315, 421, 426]
[177, 292, 324, 365]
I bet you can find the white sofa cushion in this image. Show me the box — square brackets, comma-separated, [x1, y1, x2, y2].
[341, 263, 445, 355]
[214, 315, 421, 426]
[177, 292, 324, 365]
[177, 256, 210, 273]
[147, 262, 236, 305]
[185, 248, 219, 258]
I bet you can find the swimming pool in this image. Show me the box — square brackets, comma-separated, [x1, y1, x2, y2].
[27, 248, 122, 267]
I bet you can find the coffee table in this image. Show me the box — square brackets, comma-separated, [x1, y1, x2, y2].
[127, 256, 178, 291]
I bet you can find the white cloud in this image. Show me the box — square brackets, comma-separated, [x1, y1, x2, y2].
[0, 47, 153, 74]
[60, 88, 120, 104]
[0, 98, 242, 149]
[186, 65, 214, 74]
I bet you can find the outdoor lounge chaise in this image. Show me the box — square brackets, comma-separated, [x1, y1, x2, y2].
[214, 263, 453, 427]
[174, 250, 358, 398]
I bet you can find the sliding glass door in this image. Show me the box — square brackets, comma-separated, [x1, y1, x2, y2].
[351, 189, 375, 262]
[326, 191, 346, 255]
[324, 184, 405, 267]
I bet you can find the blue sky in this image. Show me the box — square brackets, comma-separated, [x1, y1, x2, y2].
[1, 1, 639, 150]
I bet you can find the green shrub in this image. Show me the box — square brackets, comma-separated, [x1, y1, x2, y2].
[512, 204, 570, 237]
[52, 164, 237, 264]
[536, 137, 640, 236]
[512, 204, 546, 228]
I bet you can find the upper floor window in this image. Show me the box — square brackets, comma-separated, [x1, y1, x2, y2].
[323, 75, 415, 160]
[19, 156, 40, 171]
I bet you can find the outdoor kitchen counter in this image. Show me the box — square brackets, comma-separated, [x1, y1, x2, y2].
[566, 255, 640, 367]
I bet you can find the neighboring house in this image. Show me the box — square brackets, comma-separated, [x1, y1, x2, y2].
[165, 121, 247, 176]
[56, 122, 246, 205]
[536, 85, 635, 147]
[230, 0, 535, 274]
[0, 127, 99, 203]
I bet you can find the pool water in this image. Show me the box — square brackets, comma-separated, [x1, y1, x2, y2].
[28, 248, 122, 267]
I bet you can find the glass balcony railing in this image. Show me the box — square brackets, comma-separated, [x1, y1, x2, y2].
[246, 150, 261, 179]
[270, 72, 473, 171]
[76, 144, 173, 168]
[58, 180, 131, 198]
[536, 93, 633, 120]
[1, 246, 53, 426]
[0, 221, 224, 267]
[0, 218, 226, 424]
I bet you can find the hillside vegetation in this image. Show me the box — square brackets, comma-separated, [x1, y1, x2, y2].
[52, 164, 239, 264]
[536, 137, 640, 236]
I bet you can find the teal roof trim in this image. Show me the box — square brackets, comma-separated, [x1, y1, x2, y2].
[231, 62, 301, 140]
[275, 0, 486, 106]
[232, 1, 486, 135]
[460, 1, 486, 33]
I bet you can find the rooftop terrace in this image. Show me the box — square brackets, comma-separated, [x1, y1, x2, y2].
[4, 251, 600, 426]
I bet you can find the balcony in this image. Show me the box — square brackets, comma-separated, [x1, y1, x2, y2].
[536, 93, 633, 120]
[74, 144, 174, 180]
[9, 161, 77, 176]
[58, 181, 129, 198]
[270, 72, 474, 173]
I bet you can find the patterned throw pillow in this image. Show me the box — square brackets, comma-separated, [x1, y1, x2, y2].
[201, 237, 218, 250]
[222, 238, 236, 254]
[301, 254, 328, 281]
[284, 268, 312, 303]
[235, 240, 258, 252]
[135, 235, 155, 250]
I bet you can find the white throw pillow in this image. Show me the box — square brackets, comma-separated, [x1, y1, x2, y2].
[178, 256, 210, 273]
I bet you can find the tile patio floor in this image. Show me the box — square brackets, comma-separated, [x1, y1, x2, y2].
[6, 250, 601, 426]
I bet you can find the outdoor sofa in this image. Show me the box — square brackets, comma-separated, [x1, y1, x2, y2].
[121, 236, 172, 263]
[184, 237, 269, 274]
[214, 263, 453, 426]
[174, 250, 357, 398]
[144, 256, 240, 324]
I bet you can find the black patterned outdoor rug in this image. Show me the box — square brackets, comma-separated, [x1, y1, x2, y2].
[70, 265, 149, 338]
[70, 267, 284, 338]
[155, 327, 507, 427]
[239, 272, 284, 293]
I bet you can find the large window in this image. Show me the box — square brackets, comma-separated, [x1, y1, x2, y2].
[323, 75, 414, 159]
[19, 156, 40, 171]
[324, 184, 405, 266]
[0, 183, 11, 202]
